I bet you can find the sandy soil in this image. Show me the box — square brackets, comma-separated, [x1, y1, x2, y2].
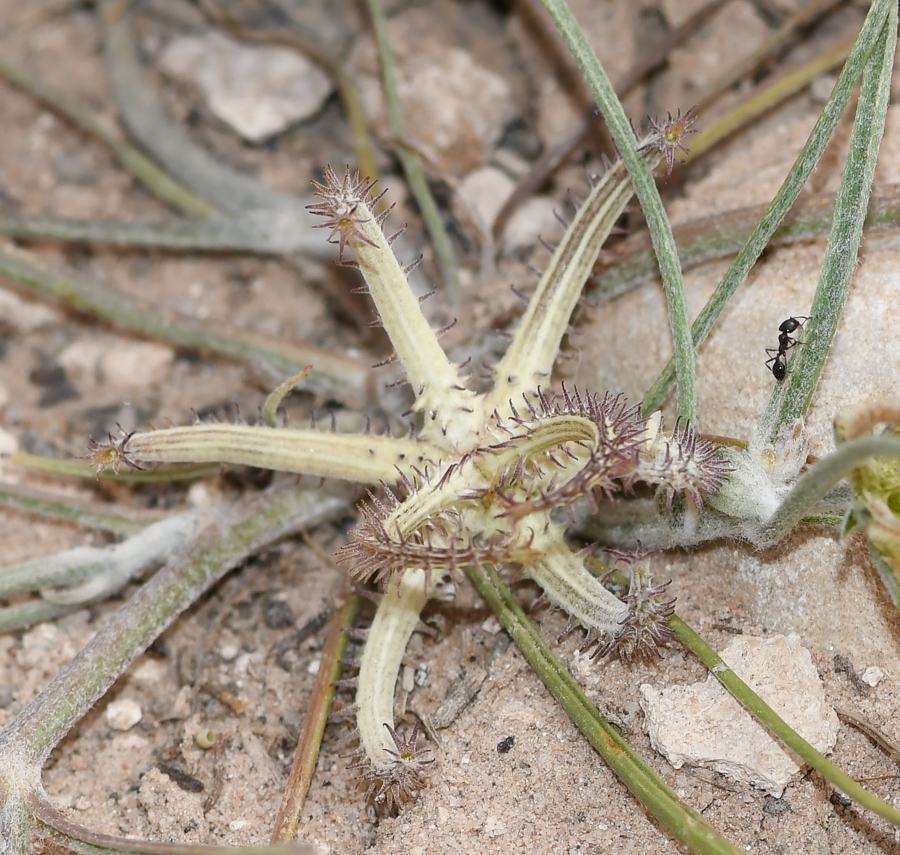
[1, 1, 900, 854]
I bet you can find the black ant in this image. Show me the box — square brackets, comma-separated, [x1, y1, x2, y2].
[765, 316, 809, 381]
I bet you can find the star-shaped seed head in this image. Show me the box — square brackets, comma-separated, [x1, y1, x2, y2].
[646, 107, 699, 177]
[85, 427, 145, 478]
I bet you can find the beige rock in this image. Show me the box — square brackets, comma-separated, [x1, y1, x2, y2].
[456, 167, 515, 233]
[505, 196, 563, 252]
[348, 11, 516, 174]
[640, 634, 839, 795]
[0, 426, 17, 456]
[160, 30, 333, 142]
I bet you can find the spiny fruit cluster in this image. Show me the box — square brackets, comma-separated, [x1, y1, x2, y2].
[341, 387, 727, 596]
[89, 116, 728, 810]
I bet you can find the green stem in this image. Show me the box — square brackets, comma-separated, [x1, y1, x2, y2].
[466, 564, 745, 855]
[671, 616, 900, 825]
[758, 436, 900, 547]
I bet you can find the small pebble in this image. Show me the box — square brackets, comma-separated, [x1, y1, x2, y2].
[505, 197, 562, 251]
[862, 666, 886, 687]
[0, 427, 19, 456]
[264, 599, 294, 629]
[99, 342, 174, 389]
[481, 615, 502, 635]
[160, 31, 333, 142]
[106, 698, 142, 731]
[456, 166, 514, 231]
[220, 643, 240, 662]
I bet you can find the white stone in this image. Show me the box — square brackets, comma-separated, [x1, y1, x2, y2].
[862, 666, 887, 687]
[169, 685, 192, 720]
[484, 814, 507, 837]
[456, 167, 515, 232]
[21, 622, 57, 650]
[58, 340, 105, 375]
[106, 697, 143, 731]
[480, 615, 502, 635]
[160, 30, 333, 143]
[219, 643, 240, 662]
[186, 482, 214, 509]
[0, 427, 19, 456]
[640, 634, 839, 796]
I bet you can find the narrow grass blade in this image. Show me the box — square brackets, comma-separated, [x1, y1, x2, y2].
[271, 588, 360, 842]
[365, 0, 462, 305]
[688, 33, 855, 163]
[770, 2, 897, 434]
[31, 793, 314, 855]
[691, 0, 845, 113]
[0, 485, 346, 765]
[0, 482, 155, 535]
[671, 616, 900, 825]
[594, 182, 900, 301]
[0, 249, 371, 405]
[9, 454, 222, 483]
[641, 0, 893, 413]
[0, 515, 195, 599]
[0, 56, 216, 220]
[541, 0, 696, 422]
[0, 600, 76, 634]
